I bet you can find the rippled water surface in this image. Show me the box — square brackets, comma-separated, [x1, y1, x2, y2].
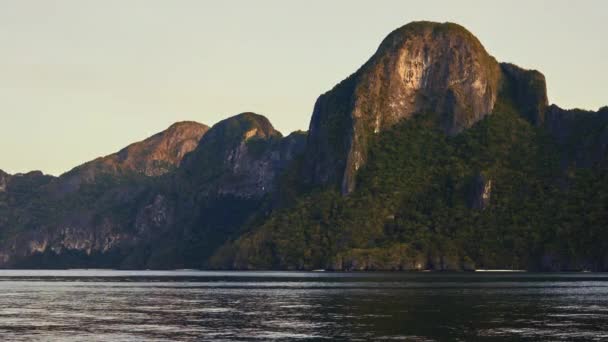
[1, 270, 608, 341]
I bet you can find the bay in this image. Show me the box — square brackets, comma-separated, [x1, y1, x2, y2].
[0, 270, 607, 341]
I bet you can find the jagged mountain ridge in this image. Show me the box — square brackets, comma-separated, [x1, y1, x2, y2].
[0, 113, 306, 268]
[0, 21, 606, 270]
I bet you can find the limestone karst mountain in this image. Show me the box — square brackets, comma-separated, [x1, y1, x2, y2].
[1, 21, 606, 271]
[305, 22, 502, 194]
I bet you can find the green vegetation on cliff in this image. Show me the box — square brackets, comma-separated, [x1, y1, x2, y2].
[213, 94, 608, 271]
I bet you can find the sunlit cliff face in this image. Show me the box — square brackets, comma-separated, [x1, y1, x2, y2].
[306, 22, 501, 194]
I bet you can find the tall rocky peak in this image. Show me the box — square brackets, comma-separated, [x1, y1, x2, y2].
[58, 121, 209, 192]
[305, 21, 502, 194]
[180, 112, 305, 198]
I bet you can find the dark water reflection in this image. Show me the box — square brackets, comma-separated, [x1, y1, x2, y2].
[0, 270, 607, 341]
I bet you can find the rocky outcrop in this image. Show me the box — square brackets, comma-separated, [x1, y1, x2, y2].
[304, 21, 502, 194]
[134, 194, 174, 237]
[468, 172, 492, 210]
[57, 121, 209, 194]
[0, 170, 9, 192]
[500, 63, 548, 126]
[180, 113, 306, 198]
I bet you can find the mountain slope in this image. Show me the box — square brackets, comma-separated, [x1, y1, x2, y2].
[214, 100, 608, 271]
[145, 113, 307, 268]
[56, 121, 209, 195]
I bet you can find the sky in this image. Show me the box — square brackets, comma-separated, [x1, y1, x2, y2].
[0, 0, 606, 176]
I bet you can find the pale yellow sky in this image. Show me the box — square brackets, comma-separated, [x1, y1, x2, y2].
[0, 0, 606, 176]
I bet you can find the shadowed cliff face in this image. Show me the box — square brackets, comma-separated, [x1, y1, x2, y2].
[304, 21, 502, 194]
[180, 112, 306, 198]
[56, 121, 209, 195]
[545, 105, 608, 168]
[500, 63, 548, 126]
